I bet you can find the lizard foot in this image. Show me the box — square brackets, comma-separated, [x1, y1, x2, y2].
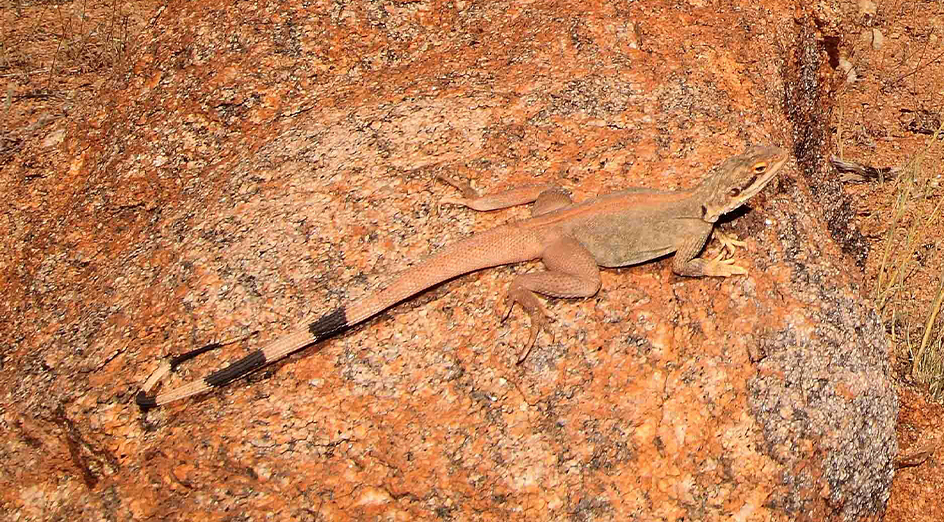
[703, 251, 749, 277]
[499, 286, 548, 363]
[714, 231, 747, 257]
[436, 174, 480, 210]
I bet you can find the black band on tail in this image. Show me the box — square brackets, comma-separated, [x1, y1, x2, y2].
[308, 307, 348, 340]
[201, 308, 347, 389]
[137, 308, 350, 409]
[169, 342, 223, 370]
[205, 350, 267, 387]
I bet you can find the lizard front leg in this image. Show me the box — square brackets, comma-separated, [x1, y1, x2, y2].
[672, 227, 748, 277]
[503, 235, 601, 362]
[437, 175, 571, 216]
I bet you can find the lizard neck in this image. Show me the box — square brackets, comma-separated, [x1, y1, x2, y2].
[686, 178, 722, 223]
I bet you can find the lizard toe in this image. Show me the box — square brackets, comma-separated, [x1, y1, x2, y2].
[715, 231, 747, 256]
[438, 196, 470, 209]
[436, 174, 480, 199]
[706, 257, 748, 277]
[516, 308, 548, 364]
[501, 286, 549, 363]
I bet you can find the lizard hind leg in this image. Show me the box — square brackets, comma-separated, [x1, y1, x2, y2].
[501, 236, 602, 363]
[437, 174, 561, 212]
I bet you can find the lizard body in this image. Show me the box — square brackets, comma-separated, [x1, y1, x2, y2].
[137, 145, 788, 409]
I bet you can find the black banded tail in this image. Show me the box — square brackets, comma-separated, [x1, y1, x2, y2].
[197, 308, 349, 387]
[136, 222, 545, 410]
[136, 307, 350, 410]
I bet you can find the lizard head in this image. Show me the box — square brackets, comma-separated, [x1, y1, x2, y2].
[700, 145, 788, 223]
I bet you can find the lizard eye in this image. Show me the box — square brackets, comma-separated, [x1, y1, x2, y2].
[729, 187, 741, 197]
[753, 162, 768, 173]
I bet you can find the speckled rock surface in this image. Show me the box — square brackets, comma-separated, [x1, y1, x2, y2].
[1, 1, 897, 521]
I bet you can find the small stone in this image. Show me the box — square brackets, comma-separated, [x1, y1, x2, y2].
[838, 58, 857, 83]
[858, 0, 877, 17]
[41, 129, 65, 148]
[864, 28, 884, 50]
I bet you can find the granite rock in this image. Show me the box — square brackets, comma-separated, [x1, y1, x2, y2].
[1, 1, 896, 521]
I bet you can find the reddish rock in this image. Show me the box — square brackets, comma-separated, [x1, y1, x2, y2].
[1, 1, 896, 521]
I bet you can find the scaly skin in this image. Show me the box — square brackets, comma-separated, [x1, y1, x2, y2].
[137, 146, 788, 409]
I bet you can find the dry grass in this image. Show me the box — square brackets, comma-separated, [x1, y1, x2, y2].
[870, 122, 944, 400]
[833, 0, 944, 406]
[1, 0, 138, 92]
[912, 275, 944, 398]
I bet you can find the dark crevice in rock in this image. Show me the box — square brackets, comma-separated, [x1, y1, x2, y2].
[782, 18, 869, 268]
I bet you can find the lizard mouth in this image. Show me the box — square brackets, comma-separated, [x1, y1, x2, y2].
[704, 149, 789, 222]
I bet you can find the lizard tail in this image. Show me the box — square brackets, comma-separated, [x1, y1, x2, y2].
[136, 224, 544, 409]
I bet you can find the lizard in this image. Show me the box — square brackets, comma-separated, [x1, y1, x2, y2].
[136, 145, 788, 410]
